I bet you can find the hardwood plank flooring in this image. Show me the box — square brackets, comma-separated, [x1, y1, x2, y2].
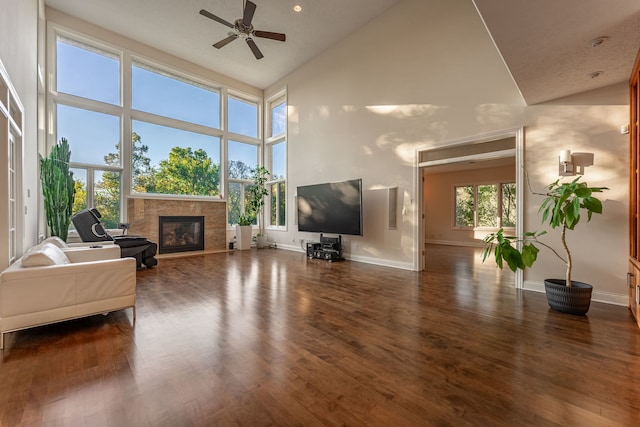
[1, 244, 639, 426]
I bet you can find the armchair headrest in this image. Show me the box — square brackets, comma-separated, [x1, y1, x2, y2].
[71, 209, 115, 243]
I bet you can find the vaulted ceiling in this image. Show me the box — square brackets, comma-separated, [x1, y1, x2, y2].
[45, 0, 640, 103]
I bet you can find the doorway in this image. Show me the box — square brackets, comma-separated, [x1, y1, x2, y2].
[416, 128, 524, 288]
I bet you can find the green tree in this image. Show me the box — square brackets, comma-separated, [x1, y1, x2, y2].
[95, 170, 120, 229]
[502, 183, 517, 227]
[94, 132, 154, 226]
[154, 147, 220, 196]
[228, 159, 253, 180]
[227, 160, 252, 225]
[477, 184, 498, 227]
[130, 132, 157, 193]
[455, 186, 474, 227]
[72, 179, 87, 215]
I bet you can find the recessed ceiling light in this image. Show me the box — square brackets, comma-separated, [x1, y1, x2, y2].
[589, 36, 608, 48]
[293, 5, 302, 12]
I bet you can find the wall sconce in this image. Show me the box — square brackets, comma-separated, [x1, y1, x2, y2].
[559, 149, 594, 176]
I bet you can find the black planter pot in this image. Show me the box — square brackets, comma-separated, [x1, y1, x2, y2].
[543, 279, 593, 315]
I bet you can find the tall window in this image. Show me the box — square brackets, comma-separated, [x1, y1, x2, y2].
[454, 182, 516, 229]
[227, 140, 258, 225]
[130, 62, 222, 199]
[52, 30, 265, 232]
[226, 93, 261, 226]
[266, 93, 287, 228]
[55, 36, 122, 228]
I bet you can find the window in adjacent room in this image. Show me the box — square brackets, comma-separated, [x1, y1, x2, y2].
[454, 182, 516, 229]
[454, 185, 475, 228]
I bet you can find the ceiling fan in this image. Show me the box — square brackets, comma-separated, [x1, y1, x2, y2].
[199, 0, 286, 60]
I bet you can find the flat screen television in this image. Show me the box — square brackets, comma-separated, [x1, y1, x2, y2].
[297, 178, 363, 236]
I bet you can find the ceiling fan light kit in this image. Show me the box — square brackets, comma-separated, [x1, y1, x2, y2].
[199, 0, 286, 60]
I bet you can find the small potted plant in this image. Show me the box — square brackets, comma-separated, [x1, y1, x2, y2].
[482, 177, 607, 315]
[235, 166, 270, 250]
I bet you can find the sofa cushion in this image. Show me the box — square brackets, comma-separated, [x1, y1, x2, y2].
[41, 236, 68, 248]
[21, 242, 70, 267]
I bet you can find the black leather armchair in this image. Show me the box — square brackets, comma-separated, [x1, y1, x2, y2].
[71, 208, 157, 269]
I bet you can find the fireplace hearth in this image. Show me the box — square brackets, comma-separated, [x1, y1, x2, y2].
[159, 216, 205, 254]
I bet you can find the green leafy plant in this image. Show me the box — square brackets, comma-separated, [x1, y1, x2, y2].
[40, 137, 76, 241]
[238, 166, 271, 232]
[482, 177, 607, 287]
[237, 213, 253, 226]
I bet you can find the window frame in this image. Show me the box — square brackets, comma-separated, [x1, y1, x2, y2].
[49, 25, 269, 235]
[49, 29, 126, 228]
[265, 90, 287, 230]
[225, 90, 262, 229]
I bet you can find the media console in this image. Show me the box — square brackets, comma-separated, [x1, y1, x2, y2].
[306, 234, 344, 262]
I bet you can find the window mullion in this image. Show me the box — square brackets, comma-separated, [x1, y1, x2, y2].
[497, 183, 503, 228]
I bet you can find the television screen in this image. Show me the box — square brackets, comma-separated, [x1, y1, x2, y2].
[297, 179, 363, 236]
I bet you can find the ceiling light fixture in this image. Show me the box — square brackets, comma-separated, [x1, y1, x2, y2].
[293, 5, 302, 12]
[589, 36, 608, 48]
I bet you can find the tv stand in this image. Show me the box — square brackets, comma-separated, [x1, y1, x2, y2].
[306, 234, 344, 262]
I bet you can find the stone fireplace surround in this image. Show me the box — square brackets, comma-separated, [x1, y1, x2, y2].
[127, 197, 227, 255]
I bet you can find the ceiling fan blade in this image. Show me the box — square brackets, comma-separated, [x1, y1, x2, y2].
[243, 0, 257, 27]
[213, 34, 239, 49]
[254, 31, 286, 42]
[246, 38, 264, 60]
[199, 9, 234, 29]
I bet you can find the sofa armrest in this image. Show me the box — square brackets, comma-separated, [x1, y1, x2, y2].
[63, 245, 121, 262]
[1, 258, 134, 281]
[0, 257, 136, 319]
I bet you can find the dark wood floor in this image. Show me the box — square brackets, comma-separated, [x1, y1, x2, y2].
[1, 245, 640, 426]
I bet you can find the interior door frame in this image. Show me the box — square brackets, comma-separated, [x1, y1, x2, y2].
[414, 127, 524, 288]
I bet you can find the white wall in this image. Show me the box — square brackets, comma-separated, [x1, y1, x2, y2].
[266, 0, 629, 303]
[267, 0, 526, 269]
[0, 0, 40, 260]
[523, 86, 629, 304]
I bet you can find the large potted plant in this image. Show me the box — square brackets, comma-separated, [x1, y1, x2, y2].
[235, 166, 271, 250]
[482, 177, 607, 315]
[40, 137, 76, 241]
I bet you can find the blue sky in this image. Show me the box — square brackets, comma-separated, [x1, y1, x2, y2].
[56, 39, 259, 171]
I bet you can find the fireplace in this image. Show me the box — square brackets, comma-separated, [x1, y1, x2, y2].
[158, 216, 205, 254]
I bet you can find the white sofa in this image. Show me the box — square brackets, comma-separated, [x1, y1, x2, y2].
[0, 240, 137, 350]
